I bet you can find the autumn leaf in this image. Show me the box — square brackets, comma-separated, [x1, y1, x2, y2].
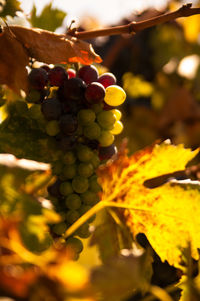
[98, 140, 200, 267]
[0, 25, 102, 93]
[0, 0, 21, 17]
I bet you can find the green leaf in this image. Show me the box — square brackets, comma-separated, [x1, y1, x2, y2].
[30, 3, 67, 32]
[0, 0, 21, 17]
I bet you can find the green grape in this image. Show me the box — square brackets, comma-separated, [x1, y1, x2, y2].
[111, 109, 122, 121]
[72, 176, 89, 193]
[110, 120, 123, 135]
[77, 145, 93, 162]
[104, 85, 126, 106]
[65, 193, 82, 210]
[66, 209, 80, 224]
[45, 120, 60, 136]
[83, 122, 101, 140]
[52, 160, 63, 175]
[89, 175, 102, 192]
[79, 205, 96, 223]
[59, 181, 73, 196]
[63, 151, 76, 165]
[78, 109, 96, 125]
[78, 162, 94, 178]
[29, 104, 43, 120]
[81, 190, 99, 205]
[76, 223, 90, 238]
[98, 130, 114, 147]
[90, 153, 100, 169]
[62, 164, 77, 179]
[26, 89, 41, 103]
[91, 103, 103, 114]
[65, 237, 83, 253]
[76, 124, 83, 135]
[52, 222, 67, 235]
[97, 110, 116, 130]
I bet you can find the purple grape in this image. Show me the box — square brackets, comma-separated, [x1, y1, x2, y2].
[85, 82, 105, 104]
[41, 65, 50, 73]
[41, 98, 62, 120]
[98, 72, 116, 88]
[58, 78, 86, 101]
[49, 66, 68, 87]
[28, 68, 48, 90]
[59, 114, 78, 135]
[78, 65, 98, 85]
[99, 144, 118, 160]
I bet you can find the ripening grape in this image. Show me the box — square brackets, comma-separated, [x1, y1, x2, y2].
[53, 222, 68, 235]
[99, 144, 118, 160]
[59, 114, 78, 135]
[85, 82, 105, 104]
[110, 120, 123, 135]
[63, 151, 76, 165]
[41, 98, 62, 120]
[62, 164, 77, 179]
[104, 85, 126, 106]
[97, 110, 116, 130]
[28, 68, 48, 90]
[98, 72, 116, 88]
[78, 65, 98, 84]
[49, 66, 68, 87]
[66, 210, 80, 224]
[77, 145, 93, 162]
[59, 78, 86, 101]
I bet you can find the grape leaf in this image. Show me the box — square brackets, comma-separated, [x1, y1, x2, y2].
[0, 0, 21, 17]
[98, 141, 200, 267]
[0, 25, 102, 93]
[30, 3, 67, 32]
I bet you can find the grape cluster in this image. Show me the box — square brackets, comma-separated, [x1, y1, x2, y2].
[27, 64, 126, 258]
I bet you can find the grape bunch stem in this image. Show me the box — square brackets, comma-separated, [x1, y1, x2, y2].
[70, 3, 200, 40]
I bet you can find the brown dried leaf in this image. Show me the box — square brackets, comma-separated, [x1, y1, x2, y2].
[0, 25, 102, 93]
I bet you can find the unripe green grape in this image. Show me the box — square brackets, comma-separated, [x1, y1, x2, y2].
[89, 175, 102, 192]
[81, 190, 99, 205]
[104, 85, 126, 106]
[97, 110, 116, 130]
[63, 151, 76, 165]
[59, 181, 73, 196]
[45, 120, 60, 136]
[66, 209, 80, 224]
[72, 176, 89, 193]
[91, 103, 103, 114]
[90, 153, 100, 169]
[78, 162, 94, 178]
[26, 89, 41, 103]
[98, 130, 114, 147]
[52, 160, 63, 175]
[110, 120, 123, 135]
[52, 222, 67, 235]
[65, 193, 82, 210]
[83, 122, 101, 140]
[29, 104, 43, 120]
[77, 145, 93, 162]
[78, 109, 96, 125]
[76, 223, 90, 238]
[65, 237, 83, 253]
[62, 164, 77, 179]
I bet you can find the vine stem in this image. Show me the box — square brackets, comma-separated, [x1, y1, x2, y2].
[70, 3, 200, 40]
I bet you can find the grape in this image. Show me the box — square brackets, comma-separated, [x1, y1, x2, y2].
[62, 100, 84, 115]
[90, 153, 100, 168]
[111, 109, 122, 121]
[78, 109, 96, 126]
[63, 151, 76, 165]
[110, 120, 123, 135]
[45, 120, 60, 136]
[67, 68, 76, 79]
[41, 65, 50, 73]
[65, 194, 82, 210]
[59, 114, 78, 135]
[76, 223, 90, 238]
[52, 222, 67, 235]
[77, 145, 93, 162]
[78, 65, 98, 85]
[104, 85, 126, 106]
[91, 103, 103, 114]
[41, 98, 62, 120]
[62, 164, 76, 179]
[81, 190, 99, 205]
[52, 160, 63, 175]
[59, 181, 73, 196]
[98, 130, 114, 147]
[85, 82, 105, 104]
[66, 210, 80, 224]
[72, 176, 89, 193]
[59, 136, 76, 151]
[78, 162, 94, 178]
[29, 104, 44, 120]
[28, 68, 48, 90]
[99, 144, 117, 160]
[26, 89, 41, 103]
[65, 237, 83, 253]
[58, 78, 86, 101]
[98, 72, 116, 88]
[89, 175, 101, 192]
[49, 66, 68, 87]
[83, 122, 101, 140]
[97, 110, 116, 130]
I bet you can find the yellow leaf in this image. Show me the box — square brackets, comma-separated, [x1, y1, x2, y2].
[178, 15, 200, 43]
[98, 141, 200, 267]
